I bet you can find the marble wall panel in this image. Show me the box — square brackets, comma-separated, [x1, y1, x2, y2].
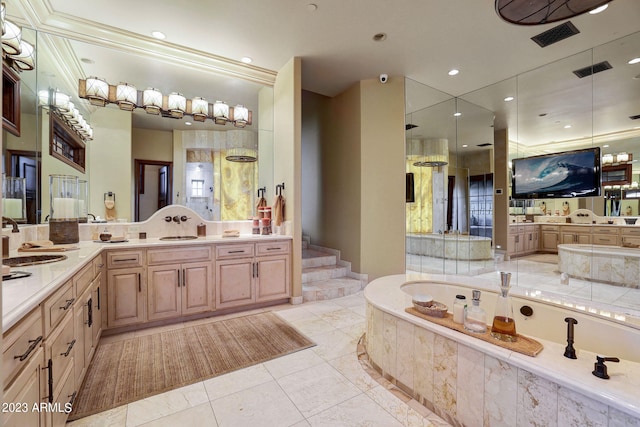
[624, 257, 640, 288]
[396, 320, 415, 390]
[456, 344, 485, 427]
[483, 355, 517, 427]
[382, 313, 398, 377]
[516, 369, 558, 427]
[413, 325, 436, 404]
[433, 335, 457, 417]
[609, 406, 640, 427]
[557, 386, 608, 427]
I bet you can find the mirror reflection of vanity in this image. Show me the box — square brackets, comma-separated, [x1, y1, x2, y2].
[406, 31, 640, 312]
[2, 26, 274, 224]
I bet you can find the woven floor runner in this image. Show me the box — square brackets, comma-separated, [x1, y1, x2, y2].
[69, 311, 314, 420]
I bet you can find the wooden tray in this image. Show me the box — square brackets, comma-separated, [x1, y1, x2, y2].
[405, 307, 544, 357]
[18, 246, 79, 252]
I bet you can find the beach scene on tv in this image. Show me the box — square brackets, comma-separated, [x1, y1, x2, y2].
[512, 148, 600, 199]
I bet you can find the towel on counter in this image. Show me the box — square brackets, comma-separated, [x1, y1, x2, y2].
[222, 229, 240, 238]
[273, 195, 285, 227]
[20, 240, 54, 249]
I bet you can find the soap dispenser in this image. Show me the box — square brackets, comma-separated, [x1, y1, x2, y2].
[464, 290, 487, 333]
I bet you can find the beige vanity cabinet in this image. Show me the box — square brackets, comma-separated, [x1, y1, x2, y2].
[540, 225, 559, 252]
[2, 347, 45, 427]
[147, 245, 214, 321]
[591, 226, 619, 246]
[215, 241, 291, 309]
[559, 226, 592, 245]
[507, 225, 538, 257]
[2, 307, 45, 427]
[106, 249, 147, 328]
[621, 226, 640, 246]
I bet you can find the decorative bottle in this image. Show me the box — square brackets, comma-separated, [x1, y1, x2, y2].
[452, 294, 466, 324]
[491, 272, 518, 342]
[464, 290, 487, 333]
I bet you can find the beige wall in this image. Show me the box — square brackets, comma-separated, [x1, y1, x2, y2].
[274, 57, 302, 297]
[309, 77, 406, 280]
[494, 129, 509, 253]
[359, 78, 406, 280]
[88, 108, 132, 221]
[132, 128, 173, 161]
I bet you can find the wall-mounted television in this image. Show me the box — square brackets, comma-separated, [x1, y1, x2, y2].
[512, 147, 601, 199]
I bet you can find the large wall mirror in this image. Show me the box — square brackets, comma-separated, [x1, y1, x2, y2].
[406, 31, 640, 314]
[2, 26, 274, 225]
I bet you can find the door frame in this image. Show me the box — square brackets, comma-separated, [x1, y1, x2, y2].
[134, 159, 173, 222]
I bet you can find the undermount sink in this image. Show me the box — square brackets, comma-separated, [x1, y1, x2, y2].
[2, 254, 68, 267]
[159, 236, 198, 241]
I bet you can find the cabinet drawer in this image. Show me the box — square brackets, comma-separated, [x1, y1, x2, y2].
[2, 308, 43, 390]
[256, 241, 290, 256]
[42, 279, 74, 337]
[592, 226, 617, 234]
[216, 243, 254, 259]
[44, 311, 75, 398]
[540, 225, 559, 232]
[148, 245, 212, 265]
[107, 250, 145, 269]
[622, 227, 640, 236]
[593, 234, 619, 246]
[93, 253, 105, 276]
[73, 261, 95, 298]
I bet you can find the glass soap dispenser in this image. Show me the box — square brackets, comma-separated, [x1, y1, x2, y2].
[464, 290, 487, 333]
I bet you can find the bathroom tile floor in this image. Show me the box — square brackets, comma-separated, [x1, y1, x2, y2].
[66, 293, 450, 427]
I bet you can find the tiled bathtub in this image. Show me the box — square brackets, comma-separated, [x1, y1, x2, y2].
[558, 243, 640, 288]
[406, 233, 493, 261]
[364, 274, 640, 427]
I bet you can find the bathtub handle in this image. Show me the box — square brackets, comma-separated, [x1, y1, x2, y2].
[592, 355, 619, 380]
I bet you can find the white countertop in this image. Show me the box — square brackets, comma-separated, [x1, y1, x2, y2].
[2, 234, 292, 331]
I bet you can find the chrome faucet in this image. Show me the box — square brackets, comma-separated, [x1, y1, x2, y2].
[2, 217, 20, 233]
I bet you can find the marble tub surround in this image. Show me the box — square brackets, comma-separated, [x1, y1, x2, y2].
[364, 274, 640, 425]
[406, 233, 492, 261]
[559, 244, 640, 289]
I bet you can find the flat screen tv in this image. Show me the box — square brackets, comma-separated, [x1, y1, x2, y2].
[512, 147, 601, 199]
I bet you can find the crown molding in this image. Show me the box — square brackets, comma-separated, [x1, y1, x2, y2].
[12, 0, 277, 87]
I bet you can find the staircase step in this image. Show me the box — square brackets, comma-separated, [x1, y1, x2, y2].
[302, 249, 337, 268]
[303, 277, 365, 302]
[302, 265, 348, 283]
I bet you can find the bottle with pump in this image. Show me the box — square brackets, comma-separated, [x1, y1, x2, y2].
[491, 272, 518, 342]
[464, 290, 487, 333]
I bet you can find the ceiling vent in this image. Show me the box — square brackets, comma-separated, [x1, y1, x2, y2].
[477, 143, 492, 147]
[405, 123, 418, 130]
[629, 114, 640, 120]
[573, 61, 612, 78]
[531, 21, 580, 48]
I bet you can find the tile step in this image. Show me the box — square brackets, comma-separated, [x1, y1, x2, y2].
[302, 265, 348, 283]
[302, 277, 365, 302]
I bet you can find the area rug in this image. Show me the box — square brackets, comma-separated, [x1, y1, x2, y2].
[69, 312, 314, 420]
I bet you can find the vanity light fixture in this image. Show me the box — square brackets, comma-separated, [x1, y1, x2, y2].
[213, 100, 230, 124]
[231, 105, 250, 128]
[191, 97, 209, 122]
[2, 20, 21, 54]
[78, 79, 251, 127]
[167, 92, 186, 118]
[142, 88, 163, 115]
[1, 3, 36, 72]
[38, 88, 93, 141]
[85, 77, 110, 107]
[116, 83, 138, 111]
[602, 153, 614, 165]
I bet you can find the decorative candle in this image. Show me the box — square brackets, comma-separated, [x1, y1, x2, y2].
[2, 198, 23, 218]
[52, 197, 77, 219]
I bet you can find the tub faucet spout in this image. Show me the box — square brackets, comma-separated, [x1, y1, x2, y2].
[2, 217, 20, 233]
[563, 317, 578, 359]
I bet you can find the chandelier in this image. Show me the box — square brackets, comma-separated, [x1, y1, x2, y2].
[495, 0, 613, 25]
[79, 78, 252, 128]
[1, 2, 36, 71]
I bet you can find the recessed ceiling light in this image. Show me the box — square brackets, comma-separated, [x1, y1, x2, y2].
[185, 122, 192, 126]
[241, 56, 253, 64]
[628, 57, 640, 65]
[151, 31, 166, 40]
[539, 113, 547, 117]
[564, 124, 572, 129]
[448, 69, 459, 76]
[589, 4, 608, 14]
[504, 96, 514, 102]
[603, 144, 610, 148]
[462, 144, 468, 148]
[454, 112, 462, 117]
[372, 33, 387, 42]
[81, 58, 95, 64]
